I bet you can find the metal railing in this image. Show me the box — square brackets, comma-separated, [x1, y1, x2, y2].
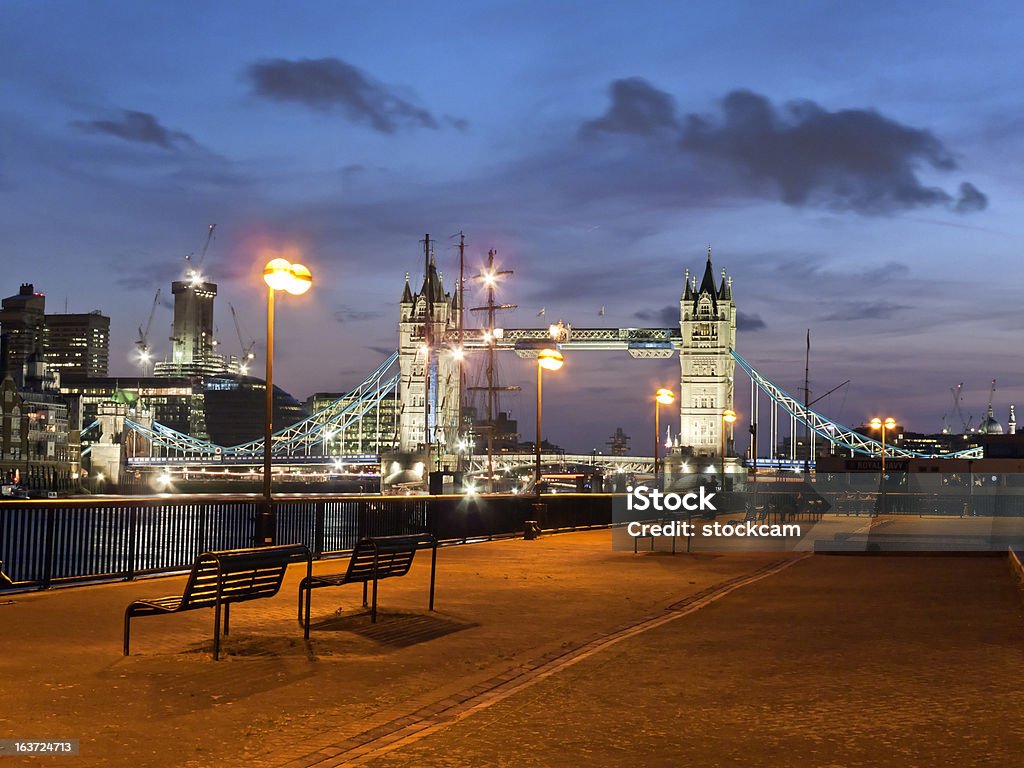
[0, 493, 612, 590]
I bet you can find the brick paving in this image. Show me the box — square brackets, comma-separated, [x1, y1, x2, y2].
[1, 527, 1022, 767]
[360, 554, 1024, 768]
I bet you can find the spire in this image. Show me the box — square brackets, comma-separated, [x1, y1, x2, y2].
[696, 247, 718, 306]
[682, 268, 692, 301]
[401, 272, 412, 303]
[1010, 405, 1017, 435]
[419, 259, 446, 303]
[718, 268, 732, 301]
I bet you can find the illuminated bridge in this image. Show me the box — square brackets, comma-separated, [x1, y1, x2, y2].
[114, 344, 980, 476]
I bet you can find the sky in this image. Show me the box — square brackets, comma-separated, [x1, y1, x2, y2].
[2, 0, 1023, 453]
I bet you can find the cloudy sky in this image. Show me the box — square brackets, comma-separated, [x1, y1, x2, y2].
[2, 0, 1023, 452]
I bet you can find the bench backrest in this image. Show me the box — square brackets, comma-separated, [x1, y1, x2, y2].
[181, 543, 310, 609]
[344, 534, 435, 583]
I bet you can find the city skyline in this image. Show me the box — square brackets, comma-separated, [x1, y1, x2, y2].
[3, 1, 1023, 451]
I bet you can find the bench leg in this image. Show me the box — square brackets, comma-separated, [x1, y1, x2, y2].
[213, 601, 222, 661]
[429, 544, 437, 612]
[362, 580, 368, 608]
[223, 602, 230, 636]
[303, 585, 311, 640]
[123, 610, 132, 656]
[371, 577, 378, 623]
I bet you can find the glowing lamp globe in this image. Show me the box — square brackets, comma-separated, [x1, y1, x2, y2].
[537, 348, 564, 371]
[263, 258, 294, 291]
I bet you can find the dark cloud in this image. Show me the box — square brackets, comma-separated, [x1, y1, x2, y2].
[737, 311, 766, 331]
[334, 305, 382, 324]
[246, 57, 451, 134]
[367, 345, 395, 357]
[633, 305, 766, 331]
[821, 301, 911, 322]
[444, 115, 470, 132]
[581, 81, 987, 215]
[634, 304, 678, 326]
[955, 182, 988, 213]
[765, 257, 910, 286]
[580, 78, 679, 137]
[73, 110, 197, 150]
[114, 260, 183, 290]
[860, 261, 910, 282]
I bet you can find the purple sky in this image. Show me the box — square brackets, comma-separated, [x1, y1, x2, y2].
[2, 1, 1023, 452]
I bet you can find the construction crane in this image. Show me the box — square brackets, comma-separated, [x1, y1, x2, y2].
[950, 383, 969, 435]
[184, 223, 216, 281]
[982, 378, 998, 432]
[135, 288, 161, 375]
[229, 303, 256, 375]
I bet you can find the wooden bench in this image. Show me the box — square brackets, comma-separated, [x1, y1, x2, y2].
[124, 543, 312, 660]
[298, 533, 437, 629]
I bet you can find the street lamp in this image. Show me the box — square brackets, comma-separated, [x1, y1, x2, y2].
[535, 348, 564, 493]
[721, 408, 737, 487]
[869, 416, 896, 516]
[257, 257, 312, 545]
[869, 417, 896, 475]
[654, 388, 675, 480]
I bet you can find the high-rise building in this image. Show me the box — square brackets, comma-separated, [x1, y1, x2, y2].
[0, 283, 46, 384]
[42, 311, 110, 377]
[154, 276, 228, 376]
[678, 249, 737, 457]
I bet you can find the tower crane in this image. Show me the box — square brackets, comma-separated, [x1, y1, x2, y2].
[184, 223, 216, 281]
[135, 288, 161, 375]
[950, 383, 969, 435]
[229, 303, 256, 375]
[983, 378, 998, 432]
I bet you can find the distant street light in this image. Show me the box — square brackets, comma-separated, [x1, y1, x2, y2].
[654, 388, 675, 479]
[869, 417, 896, 475]
[869, 416, 896, 516]
[258, 257, 313, 545]
[721, 408, 737, 485]
[535, 348, 564, 493]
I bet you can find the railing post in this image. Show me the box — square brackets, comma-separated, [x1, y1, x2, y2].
[125, 507, 137, 582]
[198, 503, 207, 556]
[314, 500, 325, 558]
[42, 507, 55, 589]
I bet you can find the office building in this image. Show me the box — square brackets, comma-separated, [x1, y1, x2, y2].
[0, 284, 46, 386]
[42, 311, 110, 377]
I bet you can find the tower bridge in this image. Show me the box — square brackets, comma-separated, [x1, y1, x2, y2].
[111, 246, 982, 484]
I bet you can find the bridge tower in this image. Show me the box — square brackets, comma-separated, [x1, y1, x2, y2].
[397, 245, 460, 454]
[678, 248, 736, 457]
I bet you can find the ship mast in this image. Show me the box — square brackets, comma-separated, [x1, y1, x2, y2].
[457, 233, 465, 471]
[469, 250, 518, 491]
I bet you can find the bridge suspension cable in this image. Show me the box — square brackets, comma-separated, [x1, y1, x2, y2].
[732, 349, 982, 460]
[123, 353, 400, 459]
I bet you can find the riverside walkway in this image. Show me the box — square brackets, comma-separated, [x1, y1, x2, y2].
[1, 527, 1022, 767]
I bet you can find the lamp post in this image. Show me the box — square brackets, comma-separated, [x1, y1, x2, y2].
[869, 416, 895, 516]
[721, 408, 737, 488]
[535, 348, 564, 494]
[869, 417, 896, 475]
[654, 388, 675, 480]
[257, 257, 312, 545]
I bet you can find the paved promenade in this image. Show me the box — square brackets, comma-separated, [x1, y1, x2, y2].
[1, 526, 1022, 767]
